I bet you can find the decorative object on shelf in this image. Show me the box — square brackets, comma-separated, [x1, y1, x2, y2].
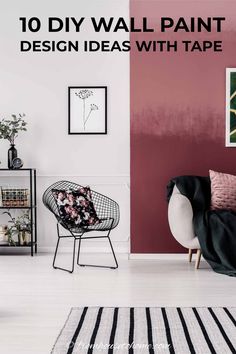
[0, 224, 8, 245]
[3, 210, 31, 246]
[12, 157, 24, 169]
[19, 230, 31, 246]
[4, 228, 16, 246]
[0, 188, 29, 207]
[226, 68, 236, 146]
[68, 86, 107, 135]
[0, 114, 27, 168]
[8, 144, 17, 169]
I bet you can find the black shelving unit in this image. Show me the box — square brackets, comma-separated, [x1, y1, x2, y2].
[0, 168, 37, 256]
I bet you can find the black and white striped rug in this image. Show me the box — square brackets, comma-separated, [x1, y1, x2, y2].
[51, 307, 236, 354]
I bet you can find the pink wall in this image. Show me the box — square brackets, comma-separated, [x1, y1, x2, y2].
[130, 1, 236, 253]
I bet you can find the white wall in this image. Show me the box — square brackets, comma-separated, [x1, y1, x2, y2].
[0, 0, 130, 253]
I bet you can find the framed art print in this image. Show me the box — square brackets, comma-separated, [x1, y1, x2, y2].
[68, 86, 107, 135]
[226, 68, 236, 146]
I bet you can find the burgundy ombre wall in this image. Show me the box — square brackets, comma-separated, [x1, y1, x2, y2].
[130, 1, 236, 253]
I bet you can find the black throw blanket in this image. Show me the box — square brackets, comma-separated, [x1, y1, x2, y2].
[167, 176, 236, 277]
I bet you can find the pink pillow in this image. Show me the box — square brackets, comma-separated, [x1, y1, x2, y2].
[210, 170, 236, 212]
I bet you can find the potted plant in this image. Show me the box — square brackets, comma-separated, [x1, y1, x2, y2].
[3, 211, 31, 246]
[0, 114, 27, 169]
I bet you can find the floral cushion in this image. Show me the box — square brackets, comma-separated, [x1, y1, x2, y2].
[52, 186, 100, 228]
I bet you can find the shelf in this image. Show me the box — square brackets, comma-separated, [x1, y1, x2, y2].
[0, 242, 36, 247]
[0, 168, 37, 256]
[0, 168, 36, 171]
[0, 206, 36, 209]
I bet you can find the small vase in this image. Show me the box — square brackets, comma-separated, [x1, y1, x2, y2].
[25, 232, 31, 245]
[19, 231, 25, 246]
[8, 144, 17, 169]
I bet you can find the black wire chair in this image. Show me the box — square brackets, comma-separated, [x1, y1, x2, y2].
[42, 180, 120, 273]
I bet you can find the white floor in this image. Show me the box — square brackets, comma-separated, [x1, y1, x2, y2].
[0, 252, 236, 354]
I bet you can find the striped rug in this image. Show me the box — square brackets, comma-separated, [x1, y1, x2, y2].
[51, 307, 236, 354]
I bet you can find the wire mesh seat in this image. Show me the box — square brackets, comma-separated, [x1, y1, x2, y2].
[42, 180, 120, 273]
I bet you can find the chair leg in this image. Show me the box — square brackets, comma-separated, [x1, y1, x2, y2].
[108, 236, 118, 269]
[53, 237, 76, 273]
[77, 237, 82, 266]
[77, 235, 118, 269]
[52, 237, 60, 269]
[195, 249, 201, 269]
[188, 249, 193, 263]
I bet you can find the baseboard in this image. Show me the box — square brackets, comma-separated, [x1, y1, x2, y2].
[39, 240, 130, 254]
[129, 253, 189, 260]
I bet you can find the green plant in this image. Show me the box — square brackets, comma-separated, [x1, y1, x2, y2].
[4, 228, 16, 246]
[3, 211, 31, 245]
[0, 114, 27, 145]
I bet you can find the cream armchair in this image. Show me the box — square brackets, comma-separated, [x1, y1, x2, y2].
[168, 185, 201, 268]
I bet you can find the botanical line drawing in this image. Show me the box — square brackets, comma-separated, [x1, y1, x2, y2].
[85, 104, 98, 126]
[75, 90, 99, 131]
